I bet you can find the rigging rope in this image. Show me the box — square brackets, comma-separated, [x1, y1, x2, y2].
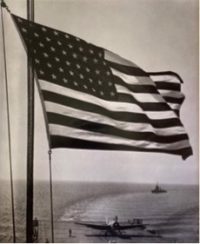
[0, 1, 16, 242]
[48, 149, 55, 243]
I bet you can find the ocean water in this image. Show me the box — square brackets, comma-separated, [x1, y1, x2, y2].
[0, 180, 198, 243]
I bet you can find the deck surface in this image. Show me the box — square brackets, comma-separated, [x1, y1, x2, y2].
[37, 220, 173, 243]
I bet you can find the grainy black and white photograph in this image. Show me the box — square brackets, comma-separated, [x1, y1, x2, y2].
[0, 0, 199, 243]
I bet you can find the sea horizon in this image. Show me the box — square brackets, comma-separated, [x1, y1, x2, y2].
[0, 178, 198, 186]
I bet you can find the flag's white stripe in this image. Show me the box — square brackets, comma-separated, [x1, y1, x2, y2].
[49, 124, 190, 150]
[111, 68, 155, 85]
[105, 49, 138, 68]
[45, 101, 186, 136]
[143, 111, 176, 121]
[116, 84, 164, 103]
[158, 89, 184, 99]
[150, 75, 180, 84]
[168, 103, 181, 111]
[39, 79, 178, 120]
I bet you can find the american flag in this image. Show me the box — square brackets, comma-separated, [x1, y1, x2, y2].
[12, 14, 192, 159]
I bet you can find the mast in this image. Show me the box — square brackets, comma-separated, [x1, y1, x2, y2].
[26, 0, 34, 242]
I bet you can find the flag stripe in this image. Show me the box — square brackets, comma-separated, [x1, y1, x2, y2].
[163, 96, 185, 104]
[154, 81, 181, 91]
[158, 89, 184, 99]
[49, 124, 190, 150]
[43, 90, 182, 128]
[45, 101, 186, 136]
[108, 60, 147, 76]
[50, 135, 192, 159]
[168, 103, 181, 111]
[47, 112, 189, 143]
[148, 72, 183, 83]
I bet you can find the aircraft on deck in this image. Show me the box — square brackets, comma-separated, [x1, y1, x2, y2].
[75, 216, 148, 239]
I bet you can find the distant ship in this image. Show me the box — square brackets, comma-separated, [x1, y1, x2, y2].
[151, 184, 167, 193]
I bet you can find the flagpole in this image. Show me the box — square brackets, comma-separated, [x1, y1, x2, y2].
[26, 0, 34, 243]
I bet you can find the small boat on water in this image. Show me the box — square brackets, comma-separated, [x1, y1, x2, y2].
[151, 184, 167, 193]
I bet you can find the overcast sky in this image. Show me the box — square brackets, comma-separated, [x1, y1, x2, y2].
[0, 0, 198, 184]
